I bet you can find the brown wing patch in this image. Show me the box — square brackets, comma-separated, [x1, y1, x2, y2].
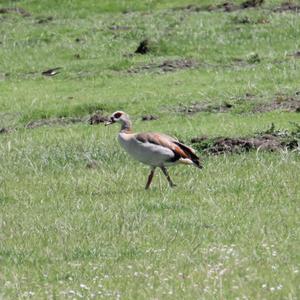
[136, 133, 190, 160]
[136, 132, 168, 146]
[136, 132, 176, 147]
[135, 132, 202, 167]
[174, 142, 202, 168]
[174, 142, 197, 157]
[173, 145, 189, 159]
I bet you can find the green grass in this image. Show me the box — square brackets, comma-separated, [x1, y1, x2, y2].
[0, 1, 300, 299]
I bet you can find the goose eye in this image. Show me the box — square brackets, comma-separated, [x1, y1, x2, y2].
[114, 112, 122, 118]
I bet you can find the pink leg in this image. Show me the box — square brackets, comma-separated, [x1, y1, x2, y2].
[145, 167, 156, 190]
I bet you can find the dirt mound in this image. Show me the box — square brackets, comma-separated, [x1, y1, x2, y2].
[173, 0, 264, 13]
[290, 51, 300, 58]
[86, 160, 99, 169]
[25, 112, 110, 128]
[36, 16, 53, 24]
[175, 102, 233, 114]
[171, 93, 299, 115]
[89, 113, 109, 124]
[108, 25, 131, 31]
[0, 7, 31, 17]
[230, 54, 261, 66]
[231, 16, 252, 24]
[191, 123, 300, 155]
[241, 0, 264, 8]
[173, 3, 239, 12]
[141, 115, 159, 121]
[273, 2, 300, 12]
[1, 112, 109, 133]
[25, 117, 84, 129]
[0, 127, 14, 134]
[172, 4, 202, 12]
[159, 59, 197, 72]
[253, 97, 300, 113]
[128, 59, 198, 74]
[192, 136, 282, 154]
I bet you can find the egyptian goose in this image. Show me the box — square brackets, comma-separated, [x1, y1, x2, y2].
[105, 111, 202, 189]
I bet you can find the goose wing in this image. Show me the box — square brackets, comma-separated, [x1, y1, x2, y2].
[135, 132, 202, 168]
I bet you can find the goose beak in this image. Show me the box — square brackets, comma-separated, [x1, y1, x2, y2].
[105, 117, 115, 126]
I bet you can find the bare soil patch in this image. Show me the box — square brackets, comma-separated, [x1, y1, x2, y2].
[231, 15, 269, 24]
[36, 16, 53, 24]
[0, 7, 31, 17]
[141, 115, 159, 121]
[191, 123, 300, 155]
[109, 25, 131, 31]
[173, 0, 264, 13]
[171, 93, 299, 115]
[289, 51, 300, 58]
[174, 102, 233, 114]
[89, 112, 109, 125]
[25, 112, 110, 129]
[273, 2, 300, 12]
[231, 53, 261, 66]
[173, 3, 237, 12]
[1, 112, 109, 133]
[0, 127, 14, 134]
[253, 97, 300, 113]
[25, 117, 85, 129]
[128, 59, 198, 74]
[86, 160, 99, 169]
[159, 59, 198, 72]
[240, 0, 264, 9]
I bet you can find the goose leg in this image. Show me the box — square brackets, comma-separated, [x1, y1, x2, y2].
[145, 167, 156, 190]
[160, 166, 176, 187]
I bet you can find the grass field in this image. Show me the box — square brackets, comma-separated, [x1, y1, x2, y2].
[0, 0, 300, 299]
